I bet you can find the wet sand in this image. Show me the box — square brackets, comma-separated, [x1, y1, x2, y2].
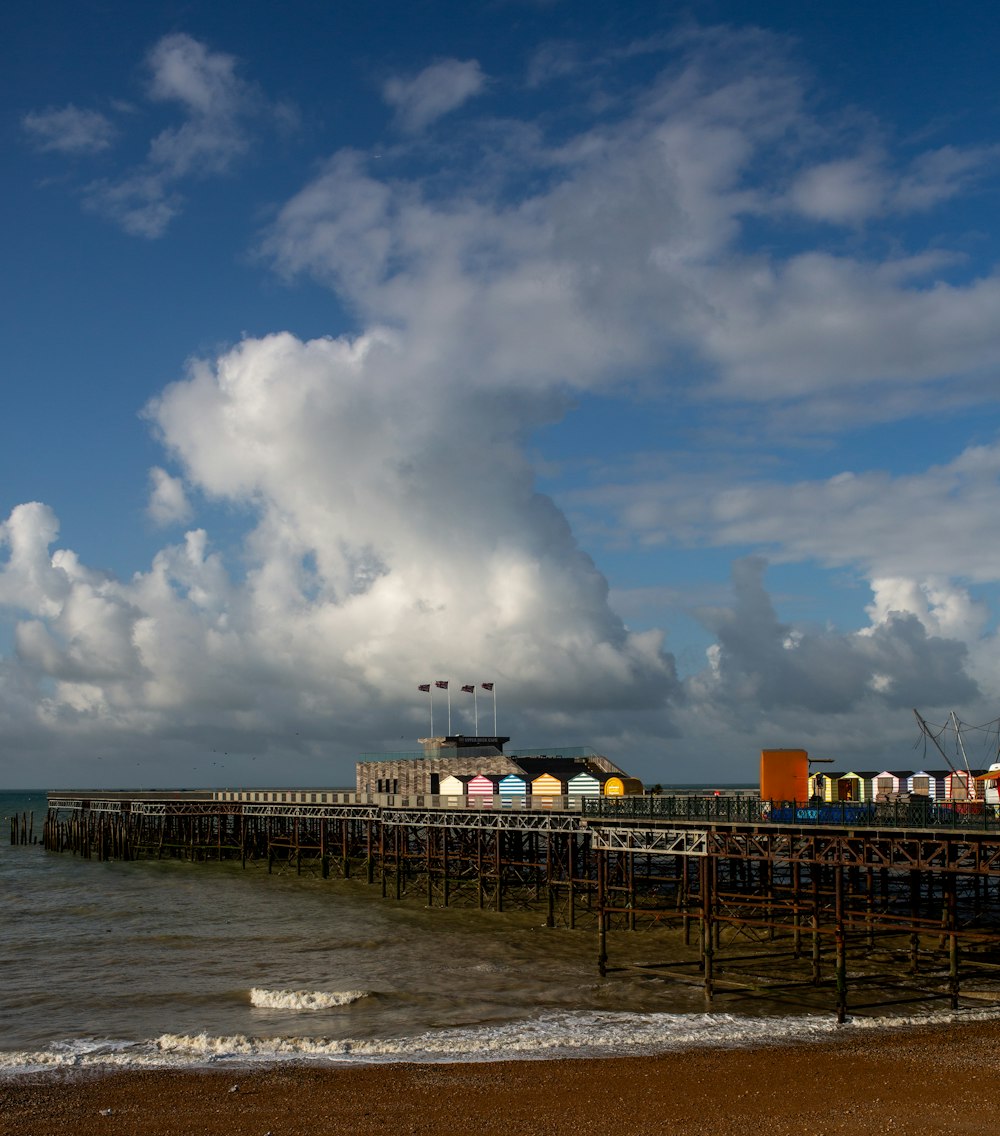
[3, 1019, 998, 1136]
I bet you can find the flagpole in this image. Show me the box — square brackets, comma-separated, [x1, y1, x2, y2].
[474, 687, 479, 734]
[493, 681, 497, 735]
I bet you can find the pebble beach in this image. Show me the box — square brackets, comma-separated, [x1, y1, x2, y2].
[5, 1018, 998, 1136]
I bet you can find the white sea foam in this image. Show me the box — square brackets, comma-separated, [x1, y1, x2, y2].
[249, 988, 370, 1010]
[4, 1004, 1000, 1079]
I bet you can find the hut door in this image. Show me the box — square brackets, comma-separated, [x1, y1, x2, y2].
[838, 779, 855, 801]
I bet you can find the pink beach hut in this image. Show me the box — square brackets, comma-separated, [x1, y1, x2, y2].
[467, 774, 497, 808]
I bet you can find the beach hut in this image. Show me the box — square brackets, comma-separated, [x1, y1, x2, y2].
[566, 770, 603, 800]
[438, 774, 467, 806]
[530, 773, 564, 807]
[873, 770, 913, 800]
[833, 771, 877, 802]
[497, 774, 527, 808]
[466, 774, 496, 807]
[811, 772, 843, 803]
[946, 770, 985, 801]
[603, 776, 644, 797]
[907, 770, 947, 801]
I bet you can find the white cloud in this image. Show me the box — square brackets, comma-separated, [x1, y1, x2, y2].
[50, 33, 290, 237]
[579, 441, 1000, 585]
[7, 25, 1000, 782]
[84, 172, 181, 239]
[787, 144, 997, 226]
[682, 558, 978, 735]
[0, 326, 680, 774]
[788, 155, 888, 224]
[147, 468, 193, 526]
[22, 105, 117, 154]
[383, 59, 486, 132]
[266, 31, 1000, 427]
[143, 34, 255, 177]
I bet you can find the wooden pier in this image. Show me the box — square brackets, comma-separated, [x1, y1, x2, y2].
[39, 790, 1000, 1021]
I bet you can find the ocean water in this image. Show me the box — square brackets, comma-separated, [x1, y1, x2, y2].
[3, 789, 998, 1078]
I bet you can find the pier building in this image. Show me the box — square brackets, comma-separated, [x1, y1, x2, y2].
[355, 735, 630, 797]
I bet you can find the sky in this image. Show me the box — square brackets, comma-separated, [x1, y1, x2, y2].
[4, 0, 1000, 790]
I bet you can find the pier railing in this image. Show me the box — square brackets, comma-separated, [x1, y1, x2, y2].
[582, 794, 1000, 830]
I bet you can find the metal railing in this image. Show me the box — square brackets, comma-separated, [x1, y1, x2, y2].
[582, 795, 1000, 831]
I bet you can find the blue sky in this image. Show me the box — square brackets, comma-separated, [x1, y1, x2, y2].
[3, 0, 1000, 789]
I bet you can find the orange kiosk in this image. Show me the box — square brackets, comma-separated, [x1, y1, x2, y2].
[760, 749, 809, 804]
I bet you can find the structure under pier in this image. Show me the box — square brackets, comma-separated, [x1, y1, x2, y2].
[42, 791, 1000, 1021]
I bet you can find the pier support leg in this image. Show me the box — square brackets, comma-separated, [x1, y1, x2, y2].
[835, 867, 848, 1024]
[597, 851, 608, 977]
[701, 856, 714, 1002]
[947, 873, 960, 1010]
[792, 861, 802, 960]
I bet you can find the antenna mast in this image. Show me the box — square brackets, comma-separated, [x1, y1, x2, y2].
[913, 709, 961, 776]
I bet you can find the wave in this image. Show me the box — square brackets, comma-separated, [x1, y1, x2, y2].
[249, 988, 370, 1010]
[3, 1004, 1000, 1079]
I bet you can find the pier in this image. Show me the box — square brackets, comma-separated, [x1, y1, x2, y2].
[40, 789, 1000, 1021]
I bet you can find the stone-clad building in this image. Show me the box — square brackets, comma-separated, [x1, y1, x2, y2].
[356, 735, 627, 795]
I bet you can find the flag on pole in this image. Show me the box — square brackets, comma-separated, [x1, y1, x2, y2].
[418, 683, 434, 734]
[435, 681, 452, 732]
[461, 684, 477, 732]
[481, 682, 497, 733]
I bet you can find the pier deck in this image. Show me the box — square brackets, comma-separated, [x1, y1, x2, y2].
[37, 789, 1000, 1020]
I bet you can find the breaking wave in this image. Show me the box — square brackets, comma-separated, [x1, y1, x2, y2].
[249, 988, 370, 1010]
[3, 1004, 1000, 1079]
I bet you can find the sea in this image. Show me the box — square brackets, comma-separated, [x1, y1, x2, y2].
[3, 787, 998, 1079]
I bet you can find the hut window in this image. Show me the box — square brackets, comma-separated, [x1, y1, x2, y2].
[311, 793, 317, 803]
[877, 777, 893, 796]
[321, 793, 328, 803]
[281, 792, 287, 802]
[912, 776, 929, 795]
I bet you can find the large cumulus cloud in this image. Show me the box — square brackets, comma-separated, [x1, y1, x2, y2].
[4, 24, 1000, 784]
